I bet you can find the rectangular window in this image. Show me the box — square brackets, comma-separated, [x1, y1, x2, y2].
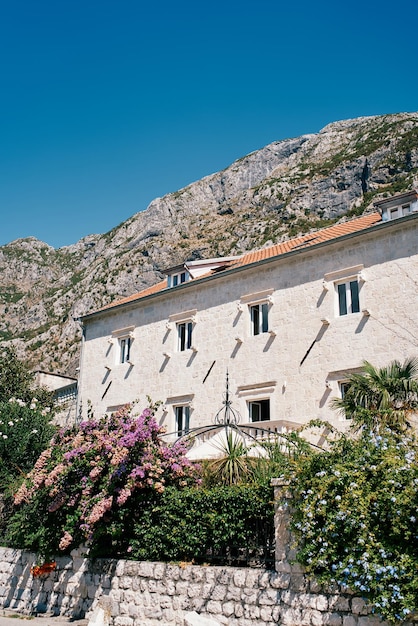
[177, 321, 193, 351]
[339, 381, 351, 400]
[119, 337, 131, 363]
[175, 405, 190, 436]
[171, 271, 188, 287]
[248, 399, 270, 422]
[250, 303, 269, 335]
[337, 280, 360, 316]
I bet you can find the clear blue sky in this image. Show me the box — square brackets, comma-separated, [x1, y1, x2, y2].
[1, 0, 417, 249]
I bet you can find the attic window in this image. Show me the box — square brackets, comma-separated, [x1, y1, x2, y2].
[376, 191, 418, 221]
[386, 204, 411, 220]
[168, 271, 189, 288]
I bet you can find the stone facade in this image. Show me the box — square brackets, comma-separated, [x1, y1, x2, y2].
[77, 211, 418, 440]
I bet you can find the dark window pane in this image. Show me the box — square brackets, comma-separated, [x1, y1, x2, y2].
[261, 303, 269, 333]
[178, 323, 186, 351]
[176, 406, 190, 435]
[350, 280, 360, 313]
[120, 338, 131, 363]
[250, 402, 261, 422]
[251, 306, 260, 335]
[186, 322, 193, 349]
[249, 399, 270, 422]
[260, 399, 270, 421]
[175, 406, 183, 436]
[338, 283, 347, 316]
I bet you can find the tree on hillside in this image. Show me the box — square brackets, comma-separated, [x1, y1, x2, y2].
[332, 357, 418, 432]
[0, 347, 55, 406]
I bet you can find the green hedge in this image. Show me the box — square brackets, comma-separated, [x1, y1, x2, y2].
[89, 484, 275, 566]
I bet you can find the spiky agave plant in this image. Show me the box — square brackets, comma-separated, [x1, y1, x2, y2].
[205, 428, 258, 486]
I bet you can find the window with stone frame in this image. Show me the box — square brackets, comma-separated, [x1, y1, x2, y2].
[175, 405, 190, 436]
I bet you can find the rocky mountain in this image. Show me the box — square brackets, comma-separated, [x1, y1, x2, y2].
[1, 112, 418, 376]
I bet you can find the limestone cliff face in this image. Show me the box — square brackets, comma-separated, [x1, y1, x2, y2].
[1, 112, 417, 375]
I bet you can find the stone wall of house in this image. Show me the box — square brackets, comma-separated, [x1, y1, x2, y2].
[78, 215, 418, 439]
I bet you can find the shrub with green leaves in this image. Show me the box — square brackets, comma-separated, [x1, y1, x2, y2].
[0, 347, 56, 493]
[290, 426, 418, 623]
[88, 483, 274, 565]
[0, 347, 54, 407]
[201, 427, 311, 488]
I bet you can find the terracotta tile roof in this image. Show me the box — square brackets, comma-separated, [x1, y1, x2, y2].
[227, 213, 381, 269]
[97, 280, 168, 312]
[91, 212, 382, 316]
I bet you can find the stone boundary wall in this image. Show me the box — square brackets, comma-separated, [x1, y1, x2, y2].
[0, 482, 413, 625]
[0, 546, 400, 626]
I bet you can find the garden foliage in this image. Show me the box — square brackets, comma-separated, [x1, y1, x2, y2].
[0, 347, 56, 491]
[7, 404, 201, 558]
[88, 483, 274, 565]
[4, 355, 417, 623]
[290, 426, 418, 622]
[332, 357, 418, 432]
[0, 347, 54, 407]
[0, 397, 55, 489]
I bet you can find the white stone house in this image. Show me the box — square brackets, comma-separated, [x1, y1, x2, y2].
[76, 192, 418, 442]
[34, 370, 78, 427]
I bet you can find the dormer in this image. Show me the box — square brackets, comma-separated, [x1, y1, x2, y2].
[164, 256, 241, 288]
[165, 266, 190, 288]
[374, 190, 418, 222]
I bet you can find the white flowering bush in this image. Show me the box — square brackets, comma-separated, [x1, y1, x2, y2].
[290, 426, 418, 622]
[0, 397, 55, 489]
[0, 347, 56, 492]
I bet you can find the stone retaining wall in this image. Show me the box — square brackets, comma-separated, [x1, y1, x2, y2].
[0, 545, 412, 626]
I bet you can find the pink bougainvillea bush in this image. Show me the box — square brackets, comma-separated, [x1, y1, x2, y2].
[7, 404, 201, 558]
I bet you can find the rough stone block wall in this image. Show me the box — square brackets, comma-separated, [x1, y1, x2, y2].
[0, 546, 413, 626]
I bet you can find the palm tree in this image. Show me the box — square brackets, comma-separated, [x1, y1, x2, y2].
[332, 357, 418, 432]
